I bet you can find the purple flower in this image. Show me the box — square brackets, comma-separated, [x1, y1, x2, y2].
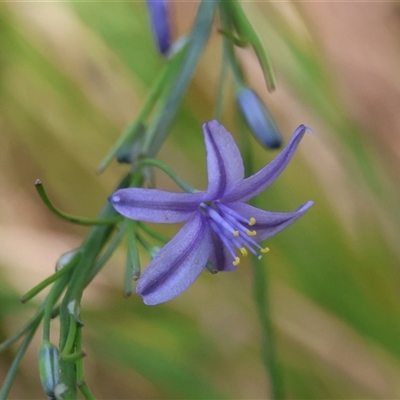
[237, 87, 283, 149]
[110, 121, 313, 305]
[146, 0, 171, 56]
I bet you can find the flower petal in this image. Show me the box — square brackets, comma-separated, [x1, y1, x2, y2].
[136, 212, 211, 305]
[227, 201, 314, 242]
[109, 188, 205, 223]
[208, 231, 237, 272]
[222, 125, 310, 203]
[203, 120, 244, 200]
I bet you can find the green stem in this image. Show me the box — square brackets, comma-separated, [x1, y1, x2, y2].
[137, 158, 196, 193]
[219, 7, 245, 90]
[78, 382, 96, 400]
[251, 258, 284, 399]
[1, 273, 68, 354]
[21, 252, 80, 304]
[0, 319, 41, 399]
[125, 220, 140, 296]
[97, 45, 187, 173]
[57, 174, 132, 399]
[35, 180, 122, 226]
[241, 128, 284, 399]
[0, 310, 43, 353]
[214, 35, 229, 121]
[61, 351, 84, 362]
[86, 223, 127, 285]
[60, 315, 77, 357]
[74, 326, 95, 399]
[43, 274, 72, 342]
[144, 0, 218, 157]
[137, 222, 169, 244]
[224, 0, 276, 92]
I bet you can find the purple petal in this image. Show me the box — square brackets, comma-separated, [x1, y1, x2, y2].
[136, 212, 211, 305]
[222, 125, 310, 203]
[147, 0, 171, 55]
[227, 201, 314, 242]
[109, 188, 205, 223]
[202, 120, 244, 201]
[208, 231, 237, 272]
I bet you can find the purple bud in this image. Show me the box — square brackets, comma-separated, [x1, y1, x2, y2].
[237, 87, 283, 149]
[146, 0, 171, 56]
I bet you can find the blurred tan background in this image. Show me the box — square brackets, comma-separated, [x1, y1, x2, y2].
[1, 1, 400, 398]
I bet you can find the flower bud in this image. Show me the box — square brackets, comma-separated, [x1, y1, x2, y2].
[68, 299, 83, 326]
[38, 341, 59, 397]
[55, 249, 81, 272]
[237, 87, 283, 149]
[149, 246, 162, 259]
[146, 0, 171, 56]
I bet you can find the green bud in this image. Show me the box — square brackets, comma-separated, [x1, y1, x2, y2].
[55, 249, 81, 272]
[149, 246, 162, 259]
[38, 341, 59, 397]
[54, 383, 69, 400]
[68, 299, 83, 326]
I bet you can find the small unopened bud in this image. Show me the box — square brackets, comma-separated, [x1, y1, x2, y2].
[68, 299, 83, 326]
[55, 249, 80, 272]
[237, 87, 283, 149]
[38, 341, 60, 397]
[54, 383, 68, 400]
[146, 0, 171, 56]
[149, 246, 162, 259]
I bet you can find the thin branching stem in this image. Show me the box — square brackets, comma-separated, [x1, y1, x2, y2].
[0, 318, 41, 399]
[35, 180, 122, 226]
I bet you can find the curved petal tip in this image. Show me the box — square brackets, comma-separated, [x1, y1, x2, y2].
[298, 200, 314, 213]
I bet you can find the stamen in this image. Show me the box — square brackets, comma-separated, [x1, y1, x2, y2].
[221, 212, 253, 237]
[216, 203, 256, 227]
[208, 219, 237, 258]
[204, 205, 237, 236]
[242, 243, 259, 258]
[204, 202, 269, 266]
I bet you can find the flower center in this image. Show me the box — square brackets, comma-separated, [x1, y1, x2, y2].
[200, 202, 269, 266]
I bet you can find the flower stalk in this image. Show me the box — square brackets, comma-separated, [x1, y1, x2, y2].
[35, 180, 122, 226]
[222, 0, 276, 92]
[125, 220, 140, 296]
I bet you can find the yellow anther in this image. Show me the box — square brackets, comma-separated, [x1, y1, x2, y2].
[261, 247, 270, 254]
[233, 230, 239, 237]
[246, 230, 257, 236]
[249, 217, 256, 226]
[240, 247, 248, 256]
[233, 257, 241, 266]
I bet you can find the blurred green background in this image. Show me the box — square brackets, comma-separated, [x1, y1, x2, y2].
[1, 1, 400, 398]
